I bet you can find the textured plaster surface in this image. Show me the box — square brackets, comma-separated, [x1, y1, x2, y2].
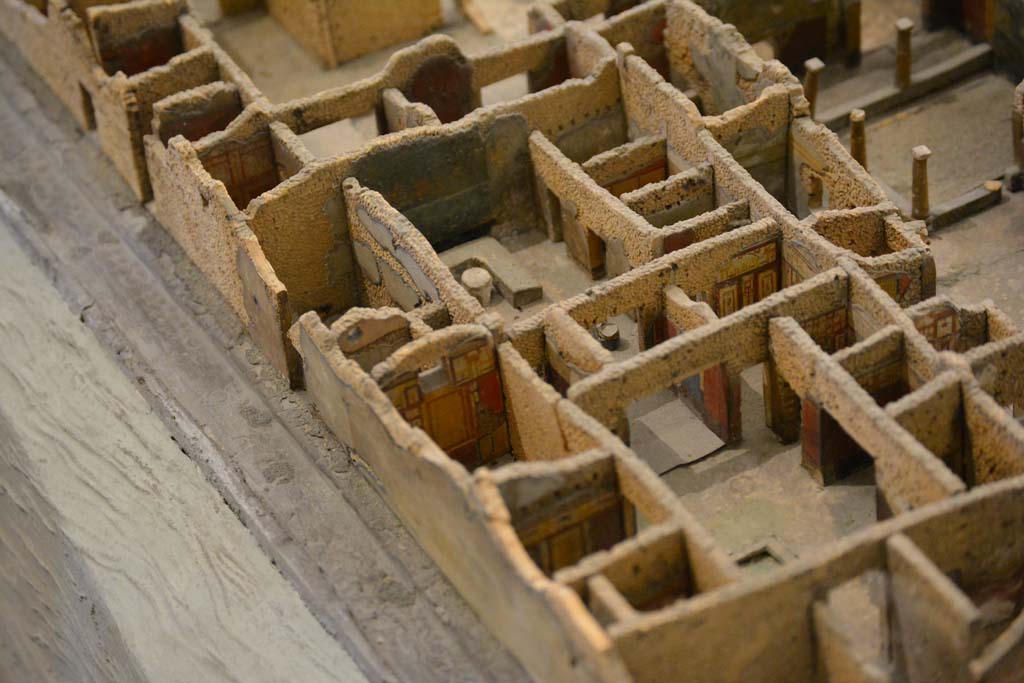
[5, 0, 1024, 680]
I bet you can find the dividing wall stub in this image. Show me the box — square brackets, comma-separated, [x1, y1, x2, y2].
[5, 0, 1024, 680]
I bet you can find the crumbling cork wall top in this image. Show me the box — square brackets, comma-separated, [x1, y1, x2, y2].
[4, 0, 1024, 680]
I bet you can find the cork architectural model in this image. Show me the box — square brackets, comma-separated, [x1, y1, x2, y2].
[3, 0, 1024, 680]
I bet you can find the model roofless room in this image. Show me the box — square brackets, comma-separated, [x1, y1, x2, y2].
[2, 0, 1024, 681]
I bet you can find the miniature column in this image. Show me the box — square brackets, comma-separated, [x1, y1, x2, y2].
[803, 58, 826, 119]
[850, 109, 867, 169]
[912, 145, 932, 220]
[461, 267, 493, 306]
[595, 323, 620, 351]
[844, 1, 863, 67]
[1014, 82, 1024, 169]
[895, 18, 915, 90]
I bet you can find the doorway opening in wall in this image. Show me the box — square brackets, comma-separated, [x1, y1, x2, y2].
[299, 113, 379, 158]
[659, 363, 878, 561]
[79, 83, 95, 131]
[818, 571, 893, 674]
[480, 72, 531, 107]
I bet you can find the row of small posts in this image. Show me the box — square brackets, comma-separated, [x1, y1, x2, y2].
[1014, 81, 1024, 175]
[801, 18, 917, 121]
[800, 18, 930, 216]
[800, 18, 1021, 222]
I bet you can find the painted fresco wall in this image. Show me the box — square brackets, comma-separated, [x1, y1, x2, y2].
[711, 235, 781, 316]
[200, 131, 279, 208]
[765, 304, 850, 442]
[381, 337, 511, 470]
[517, 488, 637, 576]
[350, 115, 534, 249]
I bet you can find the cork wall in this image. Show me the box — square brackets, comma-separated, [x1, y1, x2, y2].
[5, 0, 1024, 681]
